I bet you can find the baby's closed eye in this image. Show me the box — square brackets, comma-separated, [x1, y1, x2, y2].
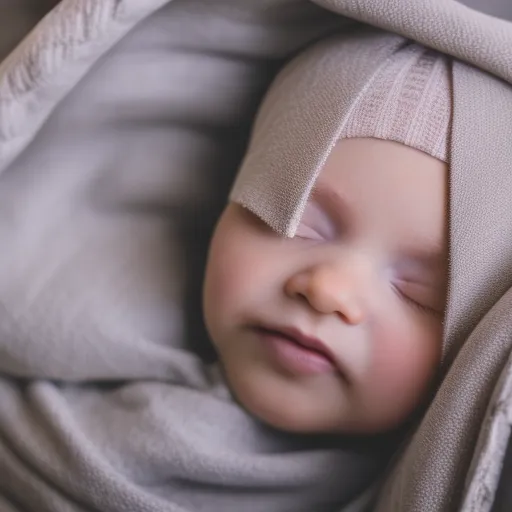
[392, 278, 445, 315]
[295, 199, 339, 242]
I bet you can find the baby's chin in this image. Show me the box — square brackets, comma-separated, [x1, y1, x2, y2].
[221, 362, 347, 434]
[221, 360, 418, 436]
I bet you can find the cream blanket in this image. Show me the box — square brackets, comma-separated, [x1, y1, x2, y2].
[1, 1, 512, 511]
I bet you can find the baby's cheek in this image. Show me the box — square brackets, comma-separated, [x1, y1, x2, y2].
[366, 322, 440, 412]
[205, 243, 276, 331]
[205, 261, 246, 333]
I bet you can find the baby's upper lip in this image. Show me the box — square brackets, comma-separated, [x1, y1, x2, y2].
[254, 323, 350, 382]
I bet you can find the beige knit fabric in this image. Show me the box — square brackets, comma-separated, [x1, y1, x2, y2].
[340, 43, 452, 162]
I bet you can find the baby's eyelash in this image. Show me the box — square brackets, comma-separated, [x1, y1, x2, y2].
[392, 285, 437, 316]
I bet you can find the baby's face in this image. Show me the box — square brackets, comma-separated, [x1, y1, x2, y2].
[204, 138, 448, 434]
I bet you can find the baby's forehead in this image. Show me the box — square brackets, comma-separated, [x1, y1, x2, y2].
[307, 137, 447, 237]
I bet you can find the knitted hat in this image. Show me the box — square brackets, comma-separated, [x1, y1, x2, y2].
[340, 43, 452, 162]
[229, 33, 455, 237]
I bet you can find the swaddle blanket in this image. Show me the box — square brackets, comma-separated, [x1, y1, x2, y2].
[1, 1, 512, 511]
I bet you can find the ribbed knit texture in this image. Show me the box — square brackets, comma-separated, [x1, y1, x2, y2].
[340, 44, 452, 162]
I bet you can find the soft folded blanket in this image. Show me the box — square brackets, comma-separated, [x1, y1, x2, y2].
[1, 1, 512, 511]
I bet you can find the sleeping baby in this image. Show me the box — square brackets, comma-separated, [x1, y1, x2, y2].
[0, 31, 455, 512]
[205, 43, 448, 436]
[200, 35, 450, 507]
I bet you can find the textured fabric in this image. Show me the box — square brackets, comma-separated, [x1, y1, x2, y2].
[339, 43, 451, 162]
[230, 30, 406, 238]
[2, 1, 512, 512]
[313, 0, 512, 84]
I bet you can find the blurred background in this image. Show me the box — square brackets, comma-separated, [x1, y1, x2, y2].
[0, 0, 59, 58]
[1, 0, 512, 63]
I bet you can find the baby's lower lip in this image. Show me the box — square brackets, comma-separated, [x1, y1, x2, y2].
[254, 328, 336, 376]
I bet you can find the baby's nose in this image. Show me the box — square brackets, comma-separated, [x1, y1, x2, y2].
[285, 262, 366, 324]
